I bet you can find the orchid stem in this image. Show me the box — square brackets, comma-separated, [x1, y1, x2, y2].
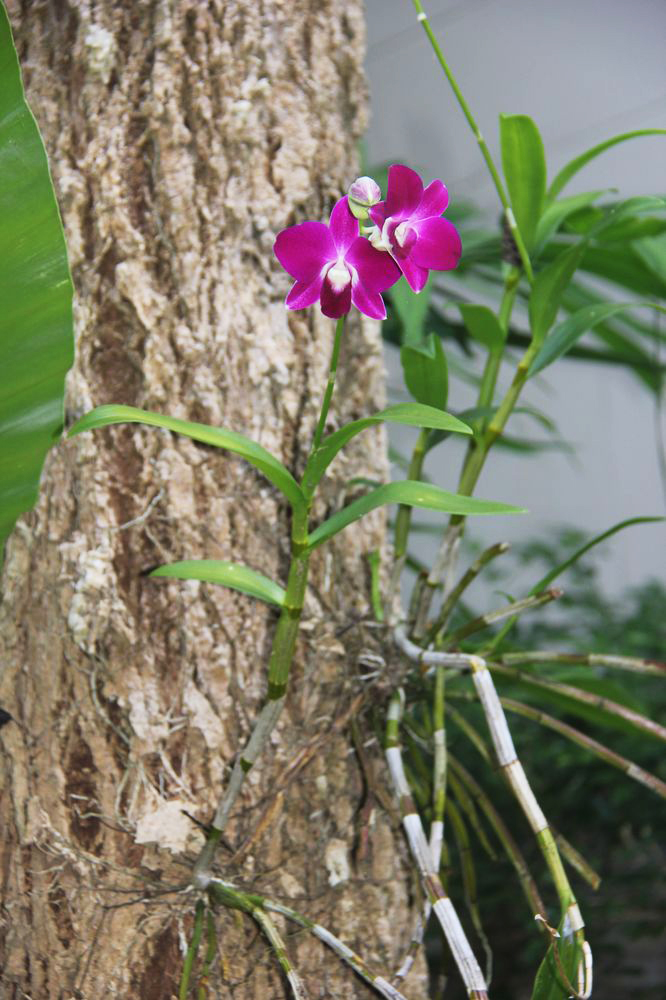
[411, 0, 533, 281]
[312, 316, 345, 453]
[193, 317, 346, 886]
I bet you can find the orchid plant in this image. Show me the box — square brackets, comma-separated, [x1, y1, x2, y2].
[60, 1, 666, 998]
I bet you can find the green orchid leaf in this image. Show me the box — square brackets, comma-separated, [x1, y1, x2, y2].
[389, 279, 431, 347]
[530, 915, 583, 1000]
[68, 405, 306, 512]
[459, 303, 506, 353]
[535, 190, 607, 250]
[302, 403, 471, 495]
[529, 301, 666, 377]
[632, 232, 666, 282]
[487, 516, 664, 655]
[307, 481, 526, 551]
[0, 6, 74, 561]
[534, 516, 665, 593]
[529, 245, 584, 345]
[150, 559, 285, 607]
[547, 128, 666, 201]
[500, 113, 547, 251]
[400, 334, 449, 409]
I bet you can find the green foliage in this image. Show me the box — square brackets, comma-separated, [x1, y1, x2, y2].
[302, 401, 469, 494]
[68, 404, 307, 513]
[500, 113, 547, 251]
[0, 5, 74, 561]
[400, 335, 449, 409]
[307, 480, 526, 550]
[151, 560, 286, 607]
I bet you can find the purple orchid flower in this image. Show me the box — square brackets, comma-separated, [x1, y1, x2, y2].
[368, 164, 462, 293]
[274, 196, 400, 320]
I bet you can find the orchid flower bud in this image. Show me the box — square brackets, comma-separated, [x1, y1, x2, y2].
[347, 175, 382, 220]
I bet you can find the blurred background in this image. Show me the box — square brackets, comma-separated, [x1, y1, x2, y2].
[363, 3, 665, 998]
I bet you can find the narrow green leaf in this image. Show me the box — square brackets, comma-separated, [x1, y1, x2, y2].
[529, 301, 666, 377]
[633, 232, 666, 283]
[68, 405, 306, 512]
[389, 280, 431, 347]
[307, 481, 526, 550]
[535, 190, 606, 249]
[150, 559, 285, 606]
[547, 128, 666, 201]
[302, 403, 471, 494]
[0, 6, 75, 561]
[534, 516, 665, 593]
[459, 304, 506, 352]
[400, 334, 449, 409]
[487, 516, 664, 655]
[529, 245, 583, 345]
[500, 113, 547, 251]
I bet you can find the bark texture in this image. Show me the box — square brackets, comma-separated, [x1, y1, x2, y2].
[0, 2, 427, 998]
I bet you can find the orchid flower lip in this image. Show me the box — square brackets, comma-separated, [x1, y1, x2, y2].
[325, 258, 353, 292]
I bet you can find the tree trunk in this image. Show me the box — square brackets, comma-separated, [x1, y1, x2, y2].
[0, 2, 426, 998]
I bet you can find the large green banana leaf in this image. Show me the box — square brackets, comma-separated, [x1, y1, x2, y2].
[0, 4, 74, 562]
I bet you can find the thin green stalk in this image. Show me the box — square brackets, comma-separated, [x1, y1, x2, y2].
[500, 695, 666, 799]
[446, 796, 493, 984]
[311, 315, 345, 454]
[197, 910, 218, 1000]
[193, 318, 345, 885]
[179, 900, 205, 1000]
[477, 267, 521, 414]
[426, 542, 510, 644]
[489, 661, 666, 744]
[410, 2, 533, 282]
[390, 428, 428, 613]
[448, 756, 548, 922]
[441, 588, 562, 649]
[412, 270, 521, 633]
[498, 649, 666, 677]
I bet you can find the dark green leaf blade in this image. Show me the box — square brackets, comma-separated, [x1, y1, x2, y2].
[529, 245, 583, 345]
[150, 560, 285, 606]
[535, 190, 606, 250]
[547, 129, 666, 201]
[500, 113, 547, 251]
[307, 481, 526, 550]
[0, 6, 75, 560]
[302, 403, 471, 494]
[530, 915, 583, 1000]
[68, 405, 305, 511]
[529, 301, 666, 377]
[400, 334, 449, 409]
[459, 304, 506, 352]
[389, 280, 431, 347]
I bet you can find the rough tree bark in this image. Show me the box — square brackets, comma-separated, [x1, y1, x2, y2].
[0, 2, 427, 998]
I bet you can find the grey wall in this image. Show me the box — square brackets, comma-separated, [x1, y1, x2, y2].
[365, 0, 666, 597]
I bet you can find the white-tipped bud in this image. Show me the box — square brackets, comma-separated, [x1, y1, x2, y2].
[347, 175, 382, 220]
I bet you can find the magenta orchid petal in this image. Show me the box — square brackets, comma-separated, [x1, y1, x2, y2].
[413, 179, 449, 220]
[411, 217, 462, 270]
[274, 221, 335, 281]
[351, 283, 387, 320]
[328, 196, 360, 254]
[384, 164, 424, 219]
[346, 236, 401, 292]
[320, 273, 352, 318]
[352, 281, 386, 319]
[285, 273, 325, 311]
[397, 255, 430, 293]
[368, 203, 387, 229]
